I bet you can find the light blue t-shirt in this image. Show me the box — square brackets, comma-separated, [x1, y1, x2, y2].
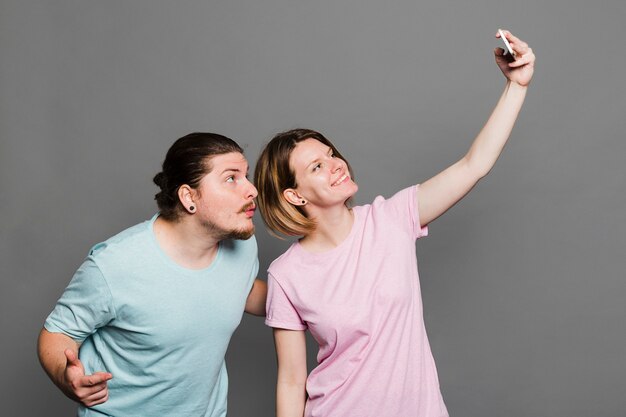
[45, 215, 259, 417]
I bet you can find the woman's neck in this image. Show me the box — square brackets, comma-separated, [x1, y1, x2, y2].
[299, 204, 354, 252]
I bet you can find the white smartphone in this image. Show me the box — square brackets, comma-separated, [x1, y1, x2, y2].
[498, 29, 516, 59]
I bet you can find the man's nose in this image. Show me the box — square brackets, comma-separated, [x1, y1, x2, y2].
[245, 178, 258, 199]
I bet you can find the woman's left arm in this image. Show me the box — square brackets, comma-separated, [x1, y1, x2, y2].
[417, 30, 535, 226]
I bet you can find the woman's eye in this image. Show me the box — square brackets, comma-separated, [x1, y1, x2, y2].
[226, 176, 235, 183]
[313, 164, 321, 172]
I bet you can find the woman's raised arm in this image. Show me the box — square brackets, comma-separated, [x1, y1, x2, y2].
[417, 30, 535, 226]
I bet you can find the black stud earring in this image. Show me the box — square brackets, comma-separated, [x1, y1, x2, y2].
[189, 205, 195, 212]
[301, 200, 306, 204]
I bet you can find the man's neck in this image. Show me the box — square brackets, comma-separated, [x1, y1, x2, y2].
[153, 216, 220, 270]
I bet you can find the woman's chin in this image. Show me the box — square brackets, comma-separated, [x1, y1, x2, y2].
[343, 181, 359, 200]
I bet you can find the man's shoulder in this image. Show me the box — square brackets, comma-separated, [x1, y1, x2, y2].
[88, 218, 153, 260]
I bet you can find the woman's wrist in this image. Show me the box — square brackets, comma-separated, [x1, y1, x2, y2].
[507, 79, 530, 90]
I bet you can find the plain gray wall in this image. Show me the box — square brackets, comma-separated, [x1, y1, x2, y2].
[1, 0, 625, 416]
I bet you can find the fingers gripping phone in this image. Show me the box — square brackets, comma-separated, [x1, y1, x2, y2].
[498, 29, 517, 59]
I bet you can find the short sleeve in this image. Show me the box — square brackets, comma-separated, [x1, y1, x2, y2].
[265, 273, 307, 331]
[377, 185, 429, 240]
[44, 258, 116, 343]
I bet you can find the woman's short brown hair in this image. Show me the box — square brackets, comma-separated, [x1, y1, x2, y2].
[254, 128, 353, 238]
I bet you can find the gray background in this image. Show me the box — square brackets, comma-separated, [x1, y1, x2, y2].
[1, 0, 625, 416]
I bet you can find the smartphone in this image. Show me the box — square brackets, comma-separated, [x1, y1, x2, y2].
[498, 29, 516, 59]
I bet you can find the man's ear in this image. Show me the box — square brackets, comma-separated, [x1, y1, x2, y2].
[178, 184, 197, 213]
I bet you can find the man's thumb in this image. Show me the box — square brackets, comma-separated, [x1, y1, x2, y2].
[64, 349, 80, 366]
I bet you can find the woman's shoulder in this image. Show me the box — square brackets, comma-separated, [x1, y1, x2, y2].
[267, 242, 300, 279]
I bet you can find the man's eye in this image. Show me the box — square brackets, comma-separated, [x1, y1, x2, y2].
[226, 176, 235, 183]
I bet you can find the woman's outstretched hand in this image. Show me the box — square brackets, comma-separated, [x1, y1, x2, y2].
[495, 30, 535, 87]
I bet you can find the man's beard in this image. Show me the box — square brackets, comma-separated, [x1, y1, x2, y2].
[198, 202, 256, 241]
[221, 225, 255, 240]
[199, 214, 255, 240]
[199, 219, 254, 241]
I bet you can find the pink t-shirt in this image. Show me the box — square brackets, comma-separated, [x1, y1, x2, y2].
[266, 185, 449, 417]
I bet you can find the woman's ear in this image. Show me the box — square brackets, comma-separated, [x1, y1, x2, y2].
[283, 188, 307, 206]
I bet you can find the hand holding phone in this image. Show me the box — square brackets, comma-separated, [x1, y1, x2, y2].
[493, 29, 535, 87]
[498, 29, 517, 59]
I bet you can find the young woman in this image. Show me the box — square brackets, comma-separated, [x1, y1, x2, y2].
[255, 30, 535, 417]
